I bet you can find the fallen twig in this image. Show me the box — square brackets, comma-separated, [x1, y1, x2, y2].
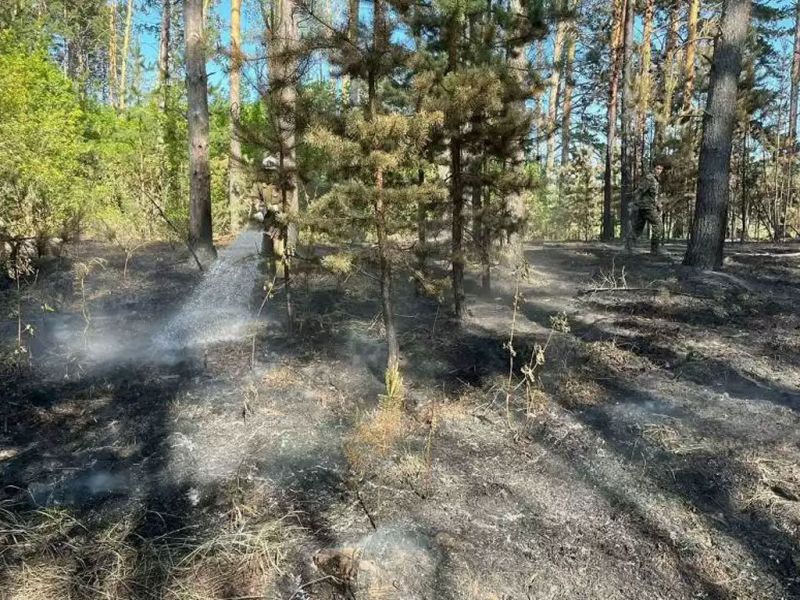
[578, 287, 711, 300]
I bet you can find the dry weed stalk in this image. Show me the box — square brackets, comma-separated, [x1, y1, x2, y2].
[74, 257, 106, 345]
[502, 260, 567, 427]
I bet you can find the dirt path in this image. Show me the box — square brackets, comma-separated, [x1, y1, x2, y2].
[1, 239, 799, 599]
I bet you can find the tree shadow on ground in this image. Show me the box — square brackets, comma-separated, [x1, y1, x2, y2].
[508, 294, 800, 598]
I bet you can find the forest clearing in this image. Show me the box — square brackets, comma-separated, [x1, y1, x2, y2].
[3, 0, 800, 597]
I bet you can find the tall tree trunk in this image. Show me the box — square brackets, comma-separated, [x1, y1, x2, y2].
[560, 25, 576, 165]
[269, 0, 299, 249]
[740, 119, 749, 240]
[448, 11, 465, 319]
[158, 0, 170, 98]
[654, 0, 680, 152]
[416, 168, 427, 293]
[545, 18, 567, 173]
[482, 186, 491, 292]
[619, 0, 635, 238]
[119, 0, 134, 110]
[635, 0, 654, 168]
[787, 1, 800, 218]
[158, 0, 172, 93]
[368, 0, 399, 371]
[184, 0, 215, 259]
[602, 0, 625, 240]
[684, 0, 752, 269]
[268, 0, 300, 329]
[451, 135, 465, 319]
[229, 0, 244, 233]
[534, 39, 546, 159]
[344, 0, 360, 107]
[682, 0, 700, 114]
[503, 0, 530, 263]
[108, 1, 117, 107]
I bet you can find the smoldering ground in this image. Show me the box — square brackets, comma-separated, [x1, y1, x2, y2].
[1, 237, 800, 599]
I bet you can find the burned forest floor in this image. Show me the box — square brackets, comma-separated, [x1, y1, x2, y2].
[1, 235, 800, 600]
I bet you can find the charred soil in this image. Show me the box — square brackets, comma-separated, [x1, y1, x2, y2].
[1, 239, 799, 599]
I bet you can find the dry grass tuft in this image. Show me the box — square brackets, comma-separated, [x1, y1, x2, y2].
[641, 423, 708, 455]
[344, 364, 407, 474]
[0, 486, 295, 600]
[260, 364, 302, 390]
[344, 405, 405, 474]
[585, 340, 651, 374]
[739, 454, 800, 514]
[557, 374, 606, 407]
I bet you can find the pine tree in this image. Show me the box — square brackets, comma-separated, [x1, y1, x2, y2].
[619, 0, 634, 237]
[602, 0, 625, 240]
[229, 0, 245, 232]
[307, 0, 443, 386]
[684, 0, 752, 268]
[184, 0, 215, 259]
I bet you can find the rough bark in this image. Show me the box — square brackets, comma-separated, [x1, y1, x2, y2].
[684, 0, 752, 269]
[229, 0, 244, 233]
[119, 0, 134, 110]
[504, 0, 529, 262]
[184, 0, 215, 258]
[269, 0, 300, 249]
[602, 0, 625, 240]
[267, 0, 300, 330]
[619, 0, 635, 238]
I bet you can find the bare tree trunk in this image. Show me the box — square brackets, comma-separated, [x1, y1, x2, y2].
[635, 0, 654, 168]
[344, 0, 360, 107]
[602, 0, 625, 240]
[451, 135, 465, 319]
[267, 0, 300, 330]
[654, 0, 680, 152]
[447, 11, 465, 320]
[416, 168, 427, 293]
[545, 18, 566, 173]
[619, 0, 635, 238]
[740, 120, 749, 240]
[534, 39, 546, 159]
[108, 1, 117, 107]
[269, 0, 300, 249]
[367, 0, 399, 371]
[684, 0, 752, 269]
[682, 0, 700, 114]
[158, 0, 170, 98]
[560, 24, 576, 165]
[119, 0, 134, 110]
[184, 0, 215, 259]
[229, 0, 244, 233]
[787, 0, 800, 221]
[504, 0, 529, 262]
